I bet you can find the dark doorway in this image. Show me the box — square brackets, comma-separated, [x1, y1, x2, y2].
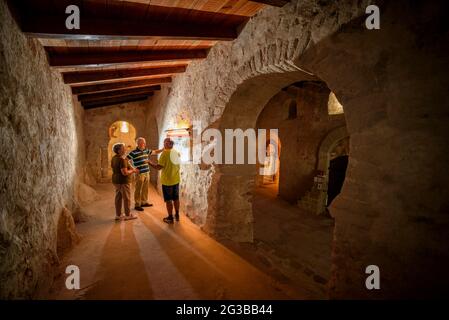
[327, 155, 348, 206]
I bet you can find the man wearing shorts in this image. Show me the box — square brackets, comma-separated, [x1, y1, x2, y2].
[148, 138, 181, 224]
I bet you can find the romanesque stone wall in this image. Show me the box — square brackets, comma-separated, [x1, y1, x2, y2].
[0, 0, 84, 298]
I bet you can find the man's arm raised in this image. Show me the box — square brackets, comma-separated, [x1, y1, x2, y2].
[152, 148, 164, 155]
[148, 159, 163, 170]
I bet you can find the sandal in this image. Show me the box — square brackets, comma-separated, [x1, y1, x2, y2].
[163, 216, 174, 224]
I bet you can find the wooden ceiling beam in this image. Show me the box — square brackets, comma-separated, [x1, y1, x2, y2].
[71, 78, 169, 95]
[10, 0, 246, 41]
[48, 49, 208, 67]
[62, 65, 187, 84]
[22, 17, 239, 41]
[78, 86, 161, 103]
[249, 0, 290, 7]
[82, 94, 153, 110]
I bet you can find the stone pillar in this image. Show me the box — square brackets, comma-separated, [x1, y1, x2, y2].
[204, 164, 255, 242]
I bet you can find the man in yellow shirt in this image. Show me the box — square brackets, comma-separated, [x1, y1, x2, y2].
[148, 138, 181, 224]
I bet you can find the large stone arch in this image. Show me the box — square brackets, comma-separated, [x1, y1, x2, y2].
[202, 70, 318, 243]
[200, 0, 449, 299]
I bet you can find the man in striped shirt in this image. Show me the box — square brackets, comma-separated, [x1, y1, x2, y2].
[127, 137, 162, 211]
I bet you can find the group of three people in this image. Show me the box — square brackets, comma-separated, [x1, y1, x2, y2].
[111, 137, 181, 224]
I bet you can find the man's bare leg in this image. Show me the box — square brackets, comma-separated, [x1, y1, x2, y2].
[165, 200, 173, 217]
[163, 201, 174, 224]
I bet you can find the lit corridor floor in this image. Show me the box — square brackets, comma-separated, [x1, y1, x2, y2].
[50, 184, 304, 300]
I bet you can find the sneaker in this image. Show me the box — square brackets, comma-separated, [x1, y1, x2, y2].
[141, 203, 153, 207]
[124, 214, 138, 221]
[135, 206, 144, 211]
[175, 213, 180, 222]
[163, 216, 174, 224]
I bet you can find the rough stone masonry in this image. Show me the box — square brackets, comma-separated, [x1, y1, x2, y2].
[0, 0, 84, 298]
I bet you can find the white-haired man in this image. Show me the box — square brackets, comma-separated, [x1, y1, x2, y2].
[127, 137, 162, 211]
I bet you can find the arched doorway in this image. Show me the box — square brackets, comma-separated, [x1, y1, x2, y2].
[204, 71, 348, 240]
[314, 126, 350, 215]
[246, 80, 345, 297]
[200, 73, 346, 301]
[204, 71, 319, 242]
[201, 73, 349, 299]
[104, 121, 137, 180]
[327, 137, 349, 207]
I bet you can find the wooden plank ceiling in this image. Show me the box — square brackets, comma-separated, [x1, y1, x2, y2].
[7, 0, 289, 109]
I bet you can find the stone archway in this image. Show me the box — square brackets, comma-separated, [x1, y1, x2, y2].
[203, 71, 320, 243]
[317, 126, 349, 173]
[203, 70, 345, 240]
[314, 126, 349, 216]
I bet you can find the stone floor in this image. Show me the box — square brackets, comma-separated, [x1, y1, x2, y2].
[222, 184, 334, 299]
[49, 183, 304, 300]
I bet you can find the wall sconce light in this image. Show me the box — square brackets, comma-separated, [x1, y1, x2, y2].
[165, 127, 190, 137]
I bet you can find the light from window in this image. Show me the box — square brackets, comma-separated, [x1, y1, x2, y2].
[120, 121, 129, 133]
[328, 92, 344, 115]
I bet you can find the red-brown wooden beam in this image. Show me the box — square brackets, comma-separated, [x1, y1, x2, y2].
[9, 1, 245, 41]
[82, 94, 153, 110]
[78, 86, 161, 102]
[63, 65, 187, 84]
[48, 49, 208, 67]
[21, 17, 239, 41]
[249, 0, 290, 6]
[71, 78, 170, 95]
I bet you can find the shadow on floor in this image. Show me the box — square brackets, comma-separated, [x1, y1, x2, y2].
[51, 183, 302, 300]
[83, 221, 154, 299]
